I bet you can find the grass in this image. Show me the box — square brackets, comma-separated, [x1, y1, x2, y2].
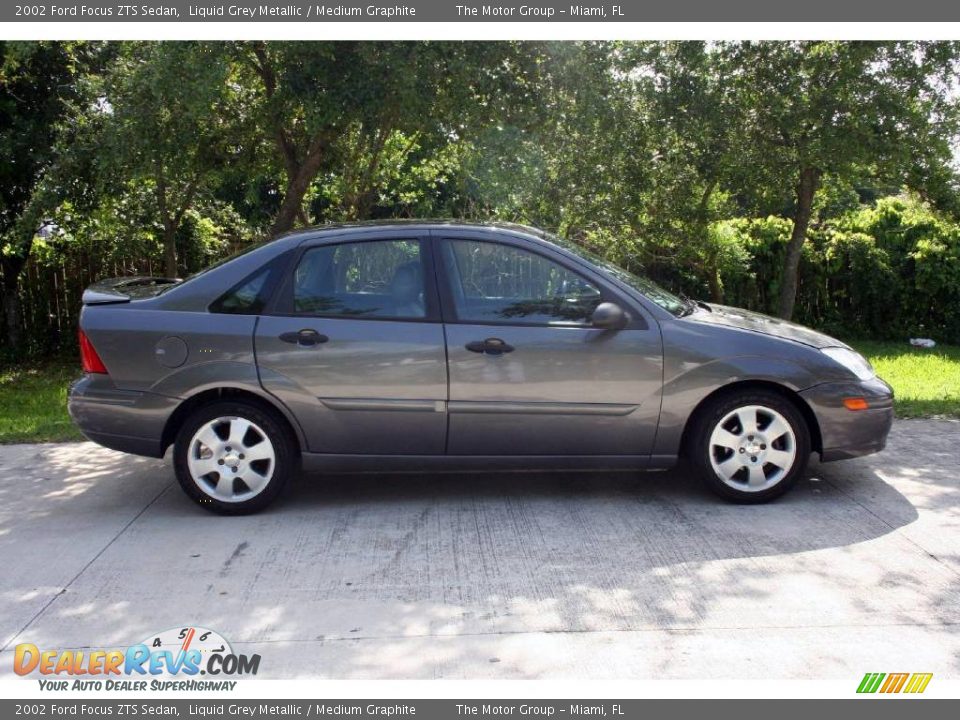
[0, 339, 957, 444]
[0, 358, 85, 444]
[850, 340, 960, 419]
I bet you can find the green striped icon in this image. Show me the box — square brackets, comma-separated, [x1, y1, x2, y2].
[858, 673, 886, 693]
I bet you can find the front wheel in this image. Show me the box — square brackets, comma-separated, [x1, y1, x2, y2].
[688, 390, 811, 503]
[173, 401, 296, 514]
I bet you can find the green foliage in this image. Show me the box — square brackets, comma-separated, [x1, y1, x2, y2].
[704, 217, 790, 312]
[95, 42, 246, 277]
[827, 197, 960, 341]
[0, 42, 101, 244]
[235, 41, 547, 231]
[711, 197, 960, 343]
[4, 40, 960, 360]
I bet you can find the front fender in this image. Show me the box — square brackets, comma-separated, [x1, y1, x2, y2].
[654, 354, 821, 458]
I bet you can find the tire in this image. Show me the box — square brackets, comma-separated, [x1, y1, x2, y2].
[173, 400, 296, 515]
[687, 389, 811, 503]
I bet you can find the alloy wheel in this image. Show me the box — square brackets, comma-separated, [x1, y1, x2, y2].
[708, 404, 797, 492]
[186, 416, 276, 503]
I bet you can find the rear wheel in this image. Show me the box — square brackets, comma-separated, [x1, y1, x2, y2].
[173, 401, 295, 514]
[688, 390, 810, 503]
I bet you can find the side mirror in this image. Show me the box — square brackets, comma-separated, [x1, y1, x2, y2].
[591, 302, 628, 330]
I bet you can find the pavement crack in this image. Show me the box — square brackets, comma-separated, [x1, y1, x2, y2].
[0, 482, 173, 653]
[219, 541, 249, 577]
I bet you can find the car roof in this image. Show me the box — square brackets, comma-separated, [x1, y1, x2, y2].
[274, 219, 553, 245]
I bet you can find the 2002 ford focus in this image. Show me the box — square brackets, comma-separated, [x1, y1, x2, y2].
[69, 222, 894, 514]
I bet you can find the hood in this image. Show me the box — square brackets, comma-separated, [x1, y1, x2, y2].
[685, 303, 846, 349]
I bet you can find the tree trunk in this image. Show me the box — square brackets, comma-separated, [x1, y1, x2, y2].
[271, 135, 328, 236]
[252, 43, 318, 235]
[162, 223, 178, 279]
[347, 125, 399, 221]
[271, 172, 312, 236]
[778, 166, 821, 320]
[697, 180, 721, 303]
[154, 170, 178, 279]
[707, 265, 724, 304]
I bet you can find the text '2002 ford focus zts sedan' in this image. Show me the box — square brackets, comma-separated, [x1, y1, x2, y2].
[68, 221, 894, 514]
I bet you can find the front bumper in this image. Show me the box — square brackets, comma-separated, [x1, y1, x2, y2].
[68, 375, 180, 458]
[799, 376, 894, 462]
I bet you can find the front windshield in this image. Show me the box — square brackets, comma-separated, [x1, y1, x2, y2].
[537, 229, 689, 316]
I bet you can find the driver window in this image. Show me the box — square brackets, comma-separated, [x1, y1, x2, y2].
[443, 239, 602, 325]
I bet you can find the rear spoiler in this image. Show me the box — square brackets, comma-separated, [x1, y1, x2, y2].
[82, 276, 181, 305]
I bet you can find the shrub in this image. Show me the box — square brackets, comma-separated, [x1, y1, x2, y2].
[714, 197, 960, 343]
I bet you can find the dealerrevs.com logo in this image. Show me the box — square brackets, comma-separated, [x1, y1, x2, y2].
[14, 626, 260, 692]
[857, 672, 933, 694]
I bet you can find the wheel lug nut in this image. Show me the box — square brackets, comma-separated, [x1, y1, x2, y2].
[225, 446, 231, 451]
[739, 448, 745, 453]
[761, 444, 766, 450]
[232, 467, 237, 472]
[217, 459, 224, 465]
[751, 456, 757, 462]
[239, 454, 245, 460]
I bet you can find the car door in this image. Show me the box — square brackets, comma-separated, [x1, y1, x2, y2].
[255, 231, 448, 455]
[436, 231, 663, 457]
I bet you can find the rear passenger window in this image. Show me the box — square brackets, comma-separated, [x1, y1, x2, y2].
[293, 240, 426, 319]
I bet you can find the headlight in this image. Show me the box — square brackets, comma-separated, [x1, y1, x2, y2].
[821, 347, 875, 380]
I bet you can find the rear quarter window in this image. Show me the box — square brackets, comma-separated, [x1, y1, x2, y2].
[209, 255, 286, 315]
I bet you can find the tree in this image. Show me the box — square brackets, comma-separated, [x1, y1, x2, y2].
[238, 41, 545, 233]
[0, 41, 102, 351]
[478, 42, 748, 301]
[451, 43, 647, 237]
[724, 41, 960, 319]
[625, 42, 750, 301]
[97, 42, 243, 278]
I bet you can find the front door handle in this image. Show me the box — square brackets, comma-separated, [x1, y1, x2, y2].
[279, 329, 329, 347]
[465, 337, 514, 356]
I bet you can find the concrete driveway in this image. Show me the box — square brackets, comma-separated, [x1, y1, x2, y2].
[0, 418, 958, 680]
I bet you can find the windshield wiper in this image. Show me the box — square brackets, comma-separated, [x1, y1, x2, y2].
[677, 292, 699, 317]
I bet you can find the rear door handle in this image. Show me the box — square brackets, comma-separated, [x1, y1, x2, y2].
[465, 337, 514, 356]
[279, 329, 329, 347]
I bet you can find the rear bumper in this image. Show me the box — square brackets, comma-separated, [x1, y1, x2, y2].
[799, 376, 895, 462]
[68, 375, 179, 458]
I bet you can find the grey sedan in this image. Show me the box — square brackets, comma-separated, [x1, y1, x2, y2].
[69, 222, 894, 514]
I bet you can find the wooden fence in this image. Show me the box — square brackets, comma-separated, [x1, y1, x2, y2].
[1, 251, 164, 357]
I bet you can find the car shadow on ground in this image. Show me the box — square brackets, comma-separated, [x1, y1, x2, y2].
[6, 428, 958, 680]
[281, 456, 920, 556]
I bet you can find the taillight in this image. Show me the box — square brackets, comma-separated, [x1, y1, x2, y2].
[78, 329, 108, 374]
